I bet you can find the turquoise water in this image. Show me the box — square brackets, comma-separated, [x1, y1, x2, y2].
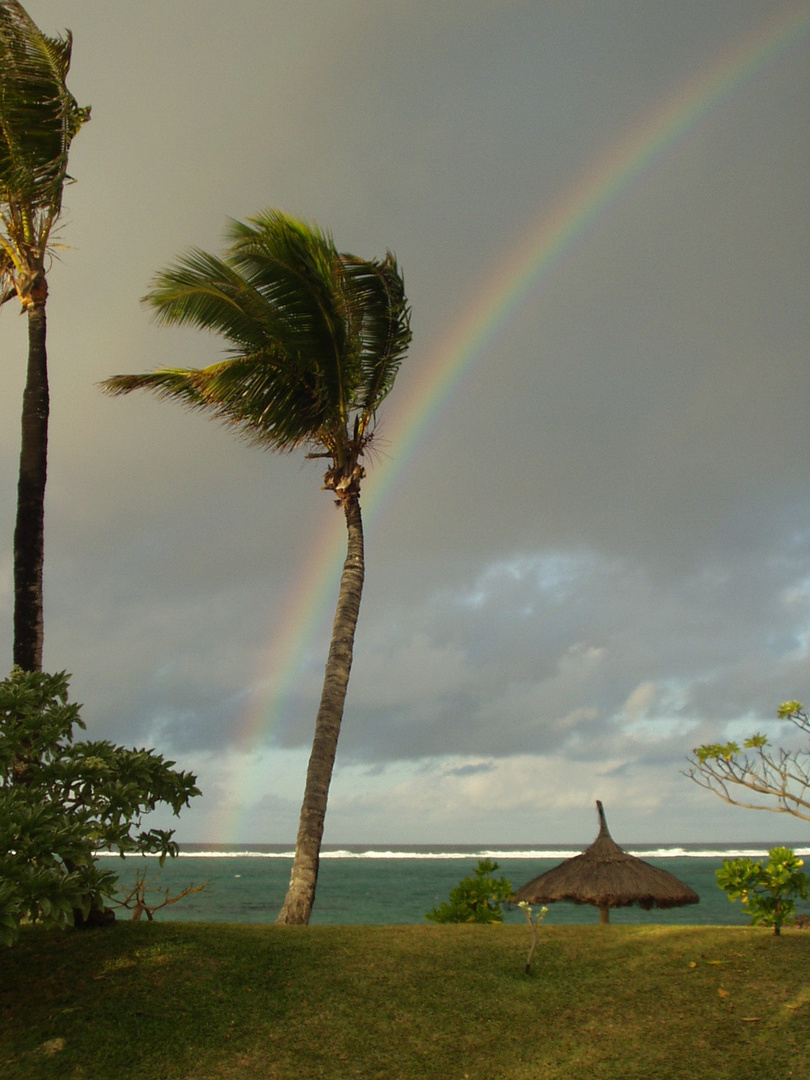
[103, 844, 810, 927]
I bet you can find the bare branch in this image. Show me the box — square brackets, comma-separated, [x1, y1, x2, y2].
[115, 867, 206, 922]
[686, 703, 810, 823]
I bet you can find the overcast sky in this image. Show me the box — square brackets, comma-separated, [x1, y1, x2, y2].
[3, 1, 810, 845]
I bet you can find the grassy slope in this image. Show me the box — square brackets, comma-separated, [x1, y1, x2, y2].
[1, 922, 808, 1080]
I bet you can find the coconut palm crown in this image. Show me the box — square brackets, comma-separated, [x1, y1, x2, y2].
[0, 1, 89, 308]
[0, 0, 90, 672]
[102, 211, 411, 923]
[105, 211, 411, 498]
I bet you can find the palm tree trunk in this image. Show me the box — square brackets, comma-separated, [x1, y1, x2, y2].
[13, 301, 49, 672]
[277, 494, 365, 925]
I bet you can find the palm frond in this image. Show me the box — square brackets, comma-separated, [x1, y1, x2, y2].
[189, 353, 331, 450]
[340, 252, 411, 423]
[101, 354, 326, 452]
[226, 212, 353, 411]
[101, 369, 211, 410]
[143, 248, 291, 351]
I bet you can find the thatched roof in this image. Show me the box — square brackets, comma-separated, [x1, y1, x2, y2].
[513, 801, 700, 923]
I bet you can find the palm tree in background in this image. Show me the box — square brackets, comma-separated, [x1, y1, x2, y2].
[102, 210, 411, 924]
[0, 0, 89, 670]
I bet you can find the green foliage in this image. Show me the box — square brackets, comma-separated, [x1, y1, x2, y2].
[715, 846, 809, 935]
[778, 700, 804, 719]
[694, 735, 769, 763]
[0, 668, 200, 946]
[425, 859, 514, 924]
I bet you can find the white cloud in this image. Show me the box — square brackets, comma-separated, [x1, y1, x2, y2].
[623, 681, 658, 720]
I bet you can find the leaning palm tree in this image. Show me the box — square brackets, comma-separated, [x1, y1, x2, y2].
[102, 210, 411, 924]
[0, 1, 90, 670]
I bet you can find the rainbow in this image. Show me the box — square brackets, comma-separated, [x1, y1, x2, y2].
[215, 4, 810, 841]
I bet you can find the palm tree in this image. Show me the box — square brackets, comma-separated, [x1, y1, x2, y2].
[102, 210, 411, 924]
[0, 1, 90, 671]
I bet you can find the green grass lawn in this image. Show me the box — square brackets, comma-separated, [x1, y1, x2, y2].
[2, 921, 808, 1079]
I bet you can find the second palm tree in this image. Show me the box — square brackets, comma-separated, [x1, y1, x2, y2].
[102, 210, 411, 924]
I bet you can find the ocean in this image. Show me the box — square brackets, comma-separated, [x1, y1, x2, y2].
[102, 843, 810, 927]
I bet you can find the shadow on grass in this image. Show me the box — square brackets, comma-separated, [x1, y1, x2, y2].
[2, 922, 808, 1080]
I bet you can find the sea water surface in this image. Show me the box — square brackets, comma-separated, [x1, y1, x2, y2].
[102, 843, 810, 926]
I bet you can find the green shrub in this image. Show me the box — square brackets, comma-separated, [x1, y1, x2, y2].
[715, 846, 809, 935]
[425, 859, 514, 923]
[0, 668, 200, 945]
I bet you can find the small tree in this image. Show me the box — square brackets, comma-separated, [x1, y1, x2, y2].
[0, 668, 200, 945]
[425, 859, 514, 924]
[687, 702, 810, 821]
[715, 846, 809, 935]
[517, 900, 549, 974]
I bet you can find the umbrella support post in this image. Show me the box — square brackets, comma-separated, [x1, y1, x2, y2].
[600, 905, 610, 924]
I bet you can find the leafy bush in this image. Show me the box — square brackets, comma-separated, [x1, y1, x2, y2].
[0, 668, 200, 945]
[715, 846, 809, 935]
[425, 859, 514, 924]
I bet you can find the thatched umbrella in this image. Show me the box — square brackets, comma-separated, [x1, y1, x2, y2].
[513, 801, 700, 923]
